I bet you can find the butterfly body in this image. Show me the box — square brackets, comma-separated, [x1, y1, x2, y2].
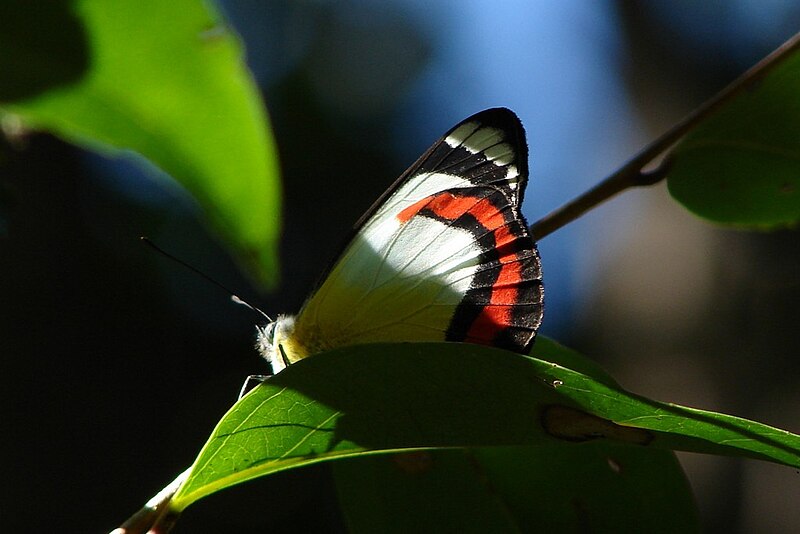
[258, 108, 543, 373]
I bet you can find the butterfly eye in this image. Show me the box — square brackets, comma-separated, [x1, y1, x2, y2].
[256, 322, 277, 358]
[263, 322, 277, 345]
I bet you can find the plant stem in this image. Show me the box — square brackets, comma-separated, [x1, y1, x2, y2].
[111, 468, 188, 534]
[529, 31, 800, 241]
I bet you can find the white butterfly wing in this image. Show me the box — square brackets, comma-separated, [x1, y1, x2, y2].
[261, 109, 543, 371]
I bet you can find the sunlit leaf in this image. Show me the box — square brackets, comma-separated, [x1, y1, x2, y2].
[169, 340, 800, 513]
[0, 0, 280, 284]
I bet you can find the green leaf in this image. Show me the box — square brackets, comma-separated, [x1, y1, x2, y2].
[169, 340, 800, 513]
[333, 450, 523, 534]
[473, 445, 698, 533]
[0, 0, 280, 284]
[667, 46, 800, 228]
[331, 341, 694, 532]
[334, 445, 699, 533]
[532, 338, 800, 466]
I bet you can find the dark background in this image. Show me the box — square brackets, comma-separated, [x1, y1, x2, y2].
[1, 1, 799, 532]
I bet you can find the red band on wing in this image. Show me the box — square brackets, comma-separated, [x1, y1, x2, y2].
[397, 191, 528, 347]
[397, 193, 481, 224]
[397, 196, 434, 223]
[398, 193, 506, 232]
[465, 236, 522, 344]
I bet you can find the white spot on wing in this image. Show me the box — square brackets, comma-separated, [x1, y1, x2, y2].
[445, 121, 480, 148]
[447, 123, 517, 169]
[483, 143, 514, 165]
[464, 127, 502, 153]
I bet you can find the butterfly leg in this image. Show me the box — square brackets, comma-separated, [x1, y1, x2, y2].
[279, 344, 291, 369]
[238, 374, 270, 399]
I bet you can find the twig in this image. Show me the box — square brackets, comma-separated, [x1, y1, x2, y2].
[110, 468, 189, 534]
[529, 31, 800, 241]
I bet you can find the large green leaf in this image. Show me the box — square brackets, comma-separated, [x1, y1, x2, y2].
[168, 339, 800, 513]
[333, 340, 698, 532]
[667, 45, 800, 228]
[334, 445, 699, 533]
[0, 0, 280, 284]
[334, 450, 523, 534]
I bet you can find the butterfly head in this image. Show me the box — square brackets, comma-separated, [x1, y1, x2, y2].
[256, 314, 297, 373]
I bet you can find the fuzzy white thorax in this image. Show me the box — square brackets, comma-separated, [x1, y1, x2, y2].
[256, 314, 296, 374]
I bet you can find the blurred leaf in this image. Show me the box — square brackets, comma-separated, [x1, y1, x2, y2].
[0, 0, 280, 284]
[334, 445, 699, 533]
[333, 450, 521, 534]
[0, 1, 89, 100]
[668, 45, 800, 228]
[474, 445, 698, 533]
[169, 340, 800, 513]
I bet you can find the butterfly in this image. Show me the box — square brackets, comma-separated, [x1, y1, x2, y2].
[258, 108, 543, 373]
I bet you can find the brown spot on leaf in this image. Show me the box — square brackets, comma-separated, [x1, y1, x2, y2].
[542, 405, 653, 445]
[391, 451, 434, 475]
[607, 457, 622, 474]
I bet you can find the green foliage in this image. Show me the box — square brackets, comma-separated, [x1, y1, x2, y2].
[170, 340, 800, 522]
[668, 46, 800, 228]
[0, 0, 281, 285]
[334, 446, 699, 533]
[2, 2, 799, 531]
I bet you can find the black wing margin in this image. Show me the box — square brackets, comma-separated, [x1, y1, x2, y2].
[353, 108, 529, 231]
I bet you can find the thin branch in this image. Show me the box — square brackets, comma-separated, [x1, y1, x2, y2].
[110, 469, 189, 534]
[529, 31, 800, 241]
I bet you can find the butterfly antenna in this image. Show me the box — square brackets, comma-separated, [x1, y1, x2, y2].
[140, 236, 273, 322]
